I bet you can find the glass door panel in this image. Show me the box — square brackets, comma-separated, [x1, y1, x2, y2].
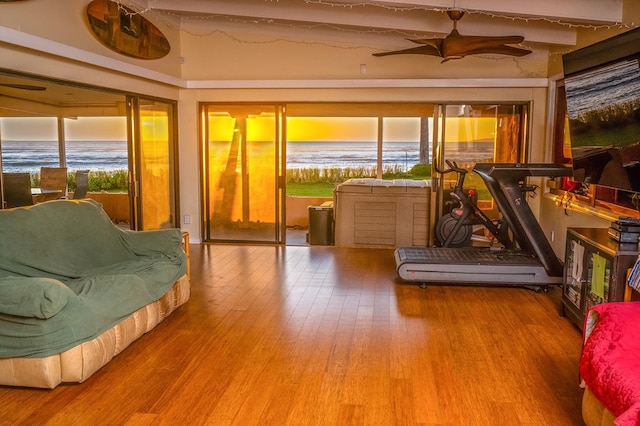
[381, 117, 432, 176]
[202, 104, 282, 243]
[0, 117, 61, 173]
[133, 98, 177, 230]
[433, 104, 527, 234]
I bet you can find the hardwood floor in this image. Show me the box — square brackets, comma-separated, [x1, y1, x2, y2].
[0, 244, 584, 425]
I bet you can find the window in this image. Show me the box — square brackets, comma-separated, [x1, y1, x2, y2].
[0, 117, 60, 172]
[201, 102, 530, 245]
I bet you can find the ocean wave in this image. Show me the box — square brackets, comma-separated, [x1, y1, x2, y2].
[1, 140, 496, 173]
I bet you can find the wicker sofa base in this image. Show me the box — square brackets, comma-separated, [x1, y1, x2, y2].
[0, 275, 190, 389]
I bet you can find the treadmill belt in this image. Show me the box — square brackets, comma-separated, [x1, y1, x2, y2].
[394, 246, 561, 286]
[396, 246, 540, 266]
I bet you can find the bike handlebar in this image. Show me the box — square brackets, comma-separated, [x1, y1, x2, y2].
[434, 159, 467, 175]
[436, 159, 540, 196]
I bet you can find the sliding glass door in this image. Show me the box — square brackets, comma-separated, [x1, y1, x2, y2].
[0, 72, 180, 229]
[199, 102, 528, 245]
[201, 104, 284, 243]
[129, 97, 178, 230]
[432, 103, 528, 226]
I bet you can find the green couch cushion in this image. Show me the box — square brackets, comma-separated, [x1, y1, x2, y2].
[0, 277, 70, 319]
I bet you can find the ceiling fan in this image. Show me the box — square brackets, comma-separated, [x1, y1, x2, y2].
[373, 9, 532, 62]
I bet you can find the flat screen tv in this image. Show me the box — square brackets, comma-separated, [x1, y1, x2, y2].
[562, 27, 640, 193]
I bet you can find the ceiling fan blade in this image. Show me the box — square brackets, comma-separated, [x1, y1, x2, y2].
[440, 32, 531, 59]
[463, 45, 533, 57]
[0, 83, 46, 91]
[407, 37, 443, 49]
[445, 33, 525, 45]
[373, 44, 442, 57]
[373, 10, 531, 62]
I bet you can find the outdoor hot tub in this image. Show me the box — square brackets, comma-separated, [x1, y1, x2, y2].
[333, 178, 431, 248]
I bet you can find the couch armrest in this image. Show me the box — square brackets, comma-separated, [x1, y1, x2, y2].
[118, 227, 185, 257]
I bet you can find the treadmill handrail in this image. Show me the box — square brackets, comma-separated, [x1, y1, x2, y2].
[473, 163, 573, 178]
[472, 163, 573, 277]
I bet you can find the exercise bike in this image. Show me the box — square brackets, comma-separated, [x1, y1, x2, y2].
[435, 160, 516, 249]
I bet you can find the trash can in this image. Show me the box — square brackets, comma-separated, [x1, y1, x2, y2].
[308, 202, 334, 245]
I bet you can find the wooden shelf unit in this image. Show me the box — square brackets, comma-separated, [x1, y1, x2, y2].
[561, 227, 640, 330]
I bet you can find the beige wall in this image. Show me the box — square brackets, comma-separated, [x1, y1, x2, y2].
[547, 1, 640, 76]
[287, 197, 333, 228]
[0, 0, 183, 78]
[538, 197, 612, 257]
[178, 32, 549, 80]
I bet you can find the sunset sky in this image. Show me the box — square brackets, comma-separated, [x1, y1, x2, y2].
[2, 116, 496, 143]
[0, 117, 127, 141]
[287, 117, 420, 142]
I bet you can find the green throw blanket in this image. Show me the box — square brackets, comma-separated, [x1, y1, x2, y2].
[0, 199, 188, 358]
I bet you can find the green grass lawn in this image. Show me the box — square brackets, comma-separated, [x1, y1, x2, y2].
[284, 164, 432, 197]
[286, 182, 337, 197]
[286, 174, 431, 197]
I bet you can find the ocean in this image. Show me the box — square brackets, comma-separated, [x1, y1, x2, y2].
[565, 59, 640, 119]
[0, 140, 495, 173]
[1, 140, 128, 173]
[287, 141, 420, 170]
[286, 141, 494, 169]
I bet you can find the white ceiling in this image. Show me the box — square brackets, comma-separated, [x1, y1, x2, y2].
[129, 0, 625, 51]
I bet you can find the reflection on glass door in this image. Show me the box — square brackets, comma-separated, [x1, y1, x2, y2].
[201, 104, 283, 243]
[433, 104, 527, 226]
[131, 97, 177, 230]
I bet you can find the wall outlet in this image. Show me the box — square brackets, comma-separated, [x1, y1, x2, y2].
[184, 214, 191, 224]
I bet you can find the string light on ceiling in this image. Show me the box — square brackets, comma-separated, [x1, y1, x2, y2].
[114, 0, 434, 43]
[303, 0, 630, 30]
[113, 0, 633, 52]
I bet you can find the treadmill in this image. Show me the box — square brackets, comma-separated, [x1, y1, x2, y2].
[395, 163, 573, 289]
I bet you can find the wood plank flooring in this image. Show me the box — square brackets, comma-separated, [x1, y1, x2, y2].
[0, 244, 584, 425]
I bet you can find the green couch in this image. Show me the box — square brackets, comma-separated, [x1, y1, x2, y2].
[0, 199, 190, 388]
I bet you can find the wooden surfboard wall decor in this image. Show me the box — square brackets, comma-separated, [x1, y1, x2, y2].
[86, 0, 170, 60]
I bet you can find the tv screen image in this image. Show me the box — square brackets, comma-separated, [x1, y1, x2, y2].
[564, 58, 640, 192]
